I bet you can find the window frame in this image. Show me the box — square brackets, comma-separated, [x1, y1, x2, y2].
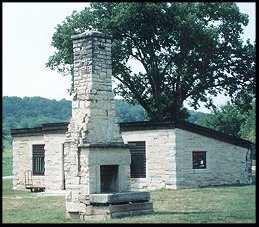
[32, 144, 45, 176]
[192, 151, 207, 169]
[128, 141, 146, 178]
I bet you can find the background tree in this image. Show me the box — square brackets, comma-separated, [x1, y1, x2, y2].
[239, 100, 256, 143]
[187, 110, 208, 125]
[198, 100, 256, 143]
[46, 2, 255, 121]
[115, 99, 148, 122]
[198, 101, 245, 137]
[229, 41, 256, 114]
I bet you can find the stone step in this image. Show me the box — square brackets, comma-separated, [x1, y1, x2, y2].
[83, 201, 154, 221]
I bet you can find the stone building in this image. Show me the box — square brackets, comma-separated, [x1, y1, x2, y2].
[11, 30, 253, 210]
[11, 120, 253, 192]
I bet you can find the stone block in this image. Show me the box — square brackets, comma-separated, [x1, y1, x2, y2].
[111, 209, 153, 219]
[66, 211, 80, 219]
[109, 201, 153, 213]
[89, 191, 150, 204]
[66, 201, 81, 212]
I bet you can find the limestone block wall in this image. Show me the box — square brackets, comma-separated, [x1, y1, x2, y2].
[44, 133, 66, 191]
[121, 129, 177, 190]
[175, 128, 252, 188]
[12, 136, 45, 190]
[12, 126, 252, 192]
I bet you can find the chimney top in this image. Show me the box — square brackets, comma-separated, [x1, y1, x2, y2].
[72, 30, 112, 40]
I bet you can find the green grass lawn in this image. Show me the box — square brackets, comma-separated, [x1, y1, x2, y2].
[2, 146, 256, 223]
[2, 172, 256, 224]
[2, 149, 13, 176]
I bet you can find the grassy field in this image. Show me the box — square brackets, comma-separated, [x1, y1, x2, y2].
[2, 171, 256, 224]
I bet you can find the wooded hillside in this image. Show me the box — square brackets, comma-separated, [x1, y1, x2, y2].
[2, 96, 210, 150]
[3, 96, 255, 158]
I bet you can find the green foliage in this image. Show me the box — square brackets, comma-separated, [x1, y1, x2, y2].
[198, 101, 245, 137]
[2, 96, 149, 131]
[2, 96, 72, 150]
[230, 42, 256, 113]
[198, 101, 256, 143]
[115, 99, 148, 122]
[187, 110, 209, 124]
[3, 96, 72, 131]
[240, 101, 256, 143]
[47, 2, 255, 121]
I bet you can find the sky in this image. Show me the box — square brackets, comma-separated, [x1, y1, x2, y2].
[2, 2, 256, 113]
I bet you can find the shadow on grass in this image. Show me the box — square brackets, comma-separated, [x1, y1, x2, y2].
[200, 179, 256, 188]
[154, 210, 217, 216]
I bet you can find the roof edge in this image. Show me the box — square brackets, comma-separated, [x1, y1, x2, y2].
[10, 120, 253, 149]
[175, 120, 252, 149]
[11, 126, 43, 137]
[119, 120, 176, 131]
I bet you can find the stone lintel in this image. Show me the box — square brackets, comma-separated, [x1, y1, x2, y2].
[89, 191, 151, 204]
[79, 142, 129, 149]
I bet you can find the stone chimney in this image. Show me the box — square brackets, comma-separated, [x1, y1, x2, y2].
[68, 30, 123, 145]
[64, 30, 153, 221]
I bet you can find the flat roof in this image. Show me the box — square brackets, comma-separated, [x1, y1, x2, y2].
[11, 122, 68, 137]
[11, 120, 252, 149]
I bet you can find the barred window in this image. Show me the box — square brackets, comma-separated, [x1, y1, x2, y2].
[193, 151, 206, 169]
[32, 144, 45, 175]
[128, 141, 146, 178]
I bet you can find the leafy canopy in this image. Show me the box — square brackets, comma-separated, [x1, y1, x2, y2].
[47, 2, 255, 121]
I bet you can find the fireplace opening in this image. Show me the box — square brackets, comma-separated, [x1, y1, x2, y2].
[100, 165, 119, 193]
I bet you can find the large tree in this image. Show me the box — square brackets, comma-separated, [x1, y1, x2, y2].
[47, 2, 255, 121]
